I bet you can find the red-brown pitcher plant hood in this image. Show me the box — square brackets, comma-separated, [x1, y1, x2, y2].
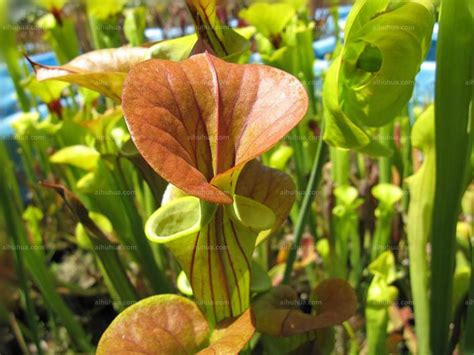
[122, 52, 308, 204]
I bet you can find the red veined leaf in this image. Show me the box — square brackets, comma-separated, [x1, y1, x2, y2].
[98, 296, 255, 354]
[122, 52, 308, 204]
[33, 47, 149, 102]
[97, 295, 210, 354]
[198, 309, 256, 354]
[252, 279, 357, 336]
[235, 159, 295, 242]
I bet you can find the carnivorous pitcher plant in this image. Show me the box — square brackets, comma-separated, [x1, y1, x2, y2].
[122, 52, 308, 323]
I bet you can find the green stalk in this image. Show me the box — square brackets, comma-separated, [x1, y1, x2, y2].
[400, 113, 412, 213]
[370, 213, 391, 260]
[283, 130, 328, 284]
[88, 15, 122, 50]
[330, 148, 360, 281]
[331, 147, 349, 186]
[430, 0, 473, 352]
[124, 7, 146, 46]
[89, 238, 138, 309]
[295, 23, 317, 116]
[378, 123, 393, 184]
[357, 153, 367, 179]
[371, 184, 403, 261]
[287, 128, 317, 236]
[331, 208, 351, 278]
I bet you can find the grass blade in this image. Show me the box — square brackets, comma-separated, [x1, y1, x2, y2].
[430, 0, 473, 352]
[283, 129, 328, 284]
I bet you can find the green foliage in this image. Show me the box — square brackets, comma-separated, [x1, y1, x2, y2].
[240, 3, 295, 39]
[86, 0, 126, 20]
[2, 0, 472, 352]
[322, 0, 435, 156]
[124, 7, 146, 46]
[366, 251, 398, 355]
[50, 145, 100, 171]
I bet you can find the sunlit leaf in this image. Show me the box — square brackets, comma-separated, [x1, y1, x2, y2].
[23, 75, 69, 103]
[239, 3, 295, 39]
[33, 47, 149, 102]
[50, 145, 100, 171]
[97, 295, 210, 354]
[86, 0, 126, 20]
[122, 52, 307, 204]
[198, 310, 255, 354]
[150, 34, 197, 61]
[98, 295, 256, 354]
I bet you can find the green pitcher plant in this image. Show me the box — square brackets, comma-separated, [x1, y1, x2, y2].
[322, 0, 434, 156]
[120, 52, 308, 323]
[406, 104, 434, 355]
[370, 183, 403, 260]
[365, 250, 399, 355]
[332, 185, 363, 283]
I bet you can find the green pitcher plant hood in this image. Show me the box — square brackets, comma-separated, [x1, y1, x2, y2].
[122, 52, 307, 323]
[322, 0, 434, 156]
[372, 183, 403, 217]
